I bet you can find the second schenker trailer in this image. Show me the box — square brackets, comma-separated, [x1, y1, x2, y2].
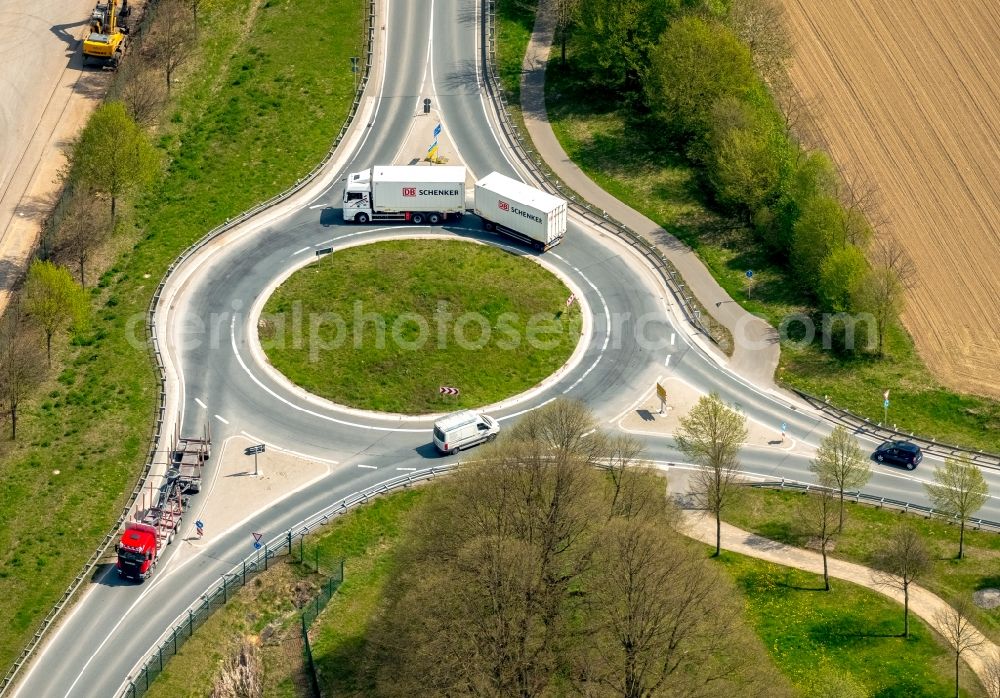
[342, 165, 567, 251]
[473, 171, 567, 251]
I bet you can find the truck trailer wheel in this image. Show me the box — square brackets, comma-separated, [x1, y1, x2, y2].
[354, 212, 370, 224]
[483, 220, 495, 232]
[411, 213, 425, 225]
[428, 212, 441, 225]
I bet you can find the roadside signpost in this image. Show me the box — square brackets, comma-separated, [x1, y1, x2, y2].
[195, 519, 204, 538]
[746, 269, 754, 299]
[656, 382, 667, 414]
[252, 532, 262, 550]
[781, 421, 787, 441]
[883, 389, 890, 424]
[244, 443, 265, 476]
[439, 386, 460, 396]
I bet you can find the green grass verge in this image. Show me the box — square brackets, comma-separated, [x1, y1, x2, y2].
[540, 56, 999, 452]
[720, 552, 987, 697]
[0, 0, 363, 674]
[261, 240, 582, 413]
[496, 0, 539, 101]
[144, 489, 424, 697]
[724, 488, 1000, 644]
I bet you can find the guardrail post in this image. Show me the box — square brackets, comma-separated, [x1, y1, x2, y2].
[222, 574, 228, 604]
[264, 544, 270, 571]
[188, 609, 194, 637]
[243, 559, 247, 585]
[287, 528, 293, 554]
[172, 627, 178, 655]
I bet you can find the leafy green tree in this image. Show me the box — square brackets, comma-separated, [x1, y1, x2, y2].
[707, 98, 785, 214]
[792, 194, 843, 292]
[924, 454, 989, 559]
[73, 101, 159, 218]
[574, 0, 680, 93]
[818, 244, 868, 313]
[675, 393, 748, 556]
[809, 426, 870, 529]
[770, 150, 838, 255]
[852, 235, 913, 357]
[645, 16, 756, 141]
[22, 260, 88, 366]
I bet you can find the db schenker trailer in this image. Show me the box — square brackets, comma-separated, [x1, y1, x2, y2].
[116, 425, 211, 581]
[342, 165, 467, 225]
[474, 172, 567, 251]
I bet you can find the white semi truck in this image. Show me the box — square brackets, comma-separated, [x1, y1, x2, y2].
[342, 165, 467, 224]
[474, 172, 567, 251]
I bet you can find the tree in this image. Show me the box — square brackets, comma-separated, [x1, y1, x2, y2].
[818, 244, 868, 314]
[115, 60, 167, 127]
[22, 260, 88, 366]
[0, 302, 46, 439]
[149, 0, 193, 93]
[924, 454, 989, 559]
[798, 489, 839, 590]
[645, 16, 756, 141]
[792, 194, 843, 292]
[675, 393, 749, 556]
[935, 597, 985, 698]
[73, 102, 159, 218]
[853, 234, 915, 357]
[51, 186, 113, 287]
[551, 0, 581, 65]
[809, 426, 871, 530]
[870, 525, 931, 638]
[574, 0, 680, 93]
[727, 0, 792, 85]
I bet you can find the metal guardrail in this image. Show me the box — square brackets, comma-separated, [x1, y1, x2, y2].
[119, 464, 455, 697]
[0, 2, 377, 694]
[481, 0, 721, 347]
[791, 389, 1000, 471]
[749, 479, 1000, 533]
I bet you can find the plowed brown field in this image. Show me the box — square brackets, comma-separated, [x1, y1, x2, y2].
[781, 0, 1000, 398]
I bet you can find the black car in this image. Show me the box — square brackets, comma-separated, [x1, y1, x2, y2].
[873, 441, 923, 470]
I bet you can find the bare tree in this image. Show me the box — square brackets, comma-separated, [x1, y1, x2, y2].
[924, 454, 989, 559]
[599, 432, 662, 521]
[552, 0, 581, 65]
[870, 525, 931, 637]
[935, 597, 985, 698]
[0, 302, 46, 439]
[676, 393, 748, 556]
[983, 647, 1000, 698]
[809, 426, 870, 530]
[116, 60, 167, 127]
[149, 0, 193, 93]
[52, 187, 113, 287]
[798, 489, 839, 591]
[854, 234, 915, 357]
[727, 0, 792, 85]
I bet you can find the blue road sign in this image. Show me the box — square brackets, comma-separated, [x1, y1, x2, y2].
[884, 399, 890, 408]
[195, 520, 204, 530]
[781, 422, 787, 432]
[433, 122, 442, 138]
[746, 270, 754, 278]
[253, 541, 262, 550]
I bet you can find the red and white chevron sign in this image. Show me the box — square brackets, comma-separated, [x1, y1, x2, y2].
[566, 294, 576, 307]
[439, 386, 460, 396]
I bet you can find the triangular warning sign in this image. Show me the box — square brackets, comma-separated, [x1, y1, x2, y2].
[252, 532, 262, 543]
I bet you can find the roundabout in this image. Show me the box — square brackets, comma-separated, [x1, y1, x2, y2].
[259, 238, 583, 414]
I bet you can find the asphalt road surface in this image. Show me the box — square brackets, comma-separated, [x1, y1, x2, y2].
[14, 0, 1000, 695]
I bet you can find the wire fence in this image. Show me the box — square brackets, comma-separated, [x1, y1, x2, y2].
[116, 465, 454, 698]
[301, 566, 345, 698]
[747, 479, 1000, 533]
[0, 1, 377, 694]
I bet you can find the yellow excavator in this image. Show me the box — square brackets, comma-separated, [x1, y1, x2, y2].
[82, 0, 131, 68]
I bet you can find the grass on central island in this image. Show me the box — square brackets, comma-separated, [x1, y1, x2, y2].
[261, 239, 582, 414]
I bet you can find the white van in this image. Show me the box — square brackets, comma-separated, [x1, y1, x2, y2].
[433, 410, 500, 455]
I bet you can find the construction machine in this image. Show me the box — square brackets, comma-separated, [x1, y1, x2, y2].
[82, 0, 131, 68]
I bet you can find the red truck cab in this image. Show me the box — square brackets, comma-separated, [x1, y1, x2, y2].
[116, 522, 159, 581]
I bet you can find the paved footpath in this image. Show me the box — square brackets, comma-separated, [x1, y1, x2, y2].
[519, 1, 780, 388]
[678, 505, 999, 685]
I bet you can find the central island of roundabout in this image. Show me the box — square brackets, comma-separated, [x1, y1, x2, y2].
[258, 238, 583, 415]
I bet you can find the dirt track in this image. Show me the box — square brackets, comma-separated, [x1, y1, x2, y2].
[781, 0, 1000, 398]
